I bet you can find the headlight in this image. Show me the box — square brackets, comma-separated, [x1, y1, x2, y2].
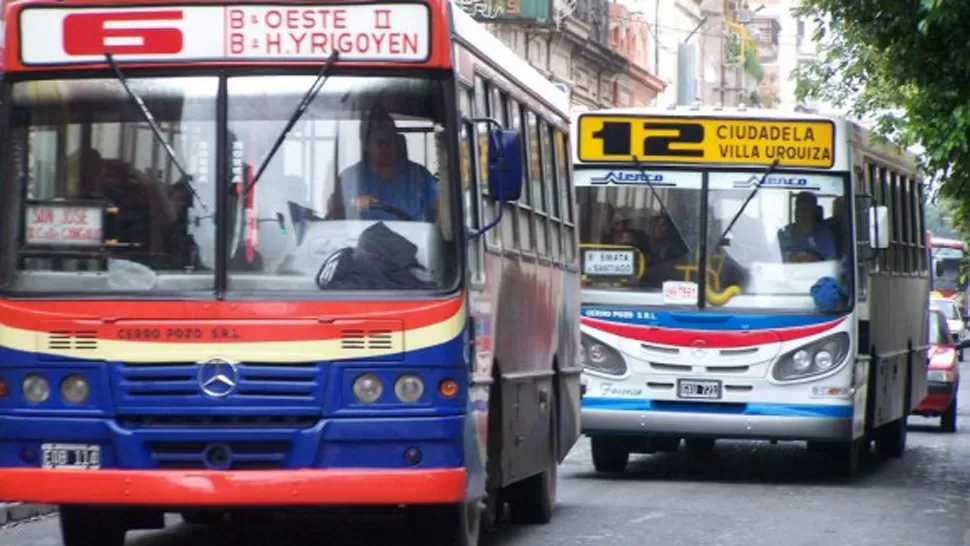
[60, 375, 90, 404]
[352, 373, 383, 403]
[22, 374, 51, 403]
[580, 333, 627, 375]
[772, 333, 850, 381]
[393, 374, 424, 403]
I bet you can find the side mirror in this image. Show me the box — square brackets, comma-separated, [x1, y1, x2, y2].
[869, 205, 890, 249]
[487, 129, 523, 202]
[936, 261, 945, 278]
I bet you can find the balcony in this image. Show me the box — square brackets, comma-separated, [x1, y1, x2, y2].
[751, 17, 781, 62]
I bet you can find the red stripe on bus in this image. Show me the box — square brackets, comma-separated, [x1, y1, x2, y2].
[580, 317, 845, 348]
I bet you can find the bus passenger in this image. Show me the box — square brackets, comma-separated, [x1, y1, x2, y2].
[644, 214, 688, 265]
[336, 107, 438, 223]
[778, 191, 837, 262]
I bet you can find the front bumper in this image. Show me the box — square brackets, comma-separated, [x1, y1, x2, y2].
[582, 407, 852, 441]
[0, 413, 468, 506]
[0, 467, 466, 506]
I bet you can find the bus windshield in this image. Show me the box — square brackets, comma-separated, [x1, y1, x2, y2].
[578, 170, 852, 313]
[932, 246, 964, 291]
[0, 75, 458, 294]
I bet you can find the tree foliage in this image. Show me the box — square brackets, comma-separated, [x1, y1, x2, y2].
[794, 0, 970, 239]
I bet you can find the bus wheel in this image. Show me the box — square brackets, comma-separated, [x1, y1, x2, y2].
[875, 416, 908, 459]
[507, 399, 558, 524]
[441, 501, 482, 546]
[942, 396, 958, 433]
[591, 437, 629, 473]
[59, 506, 127, 546]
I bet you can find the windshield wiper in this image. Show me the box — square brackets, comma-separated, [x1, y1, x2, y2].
[715, 158, 781, 245]
[245, 50, 340, 195]
[104, 52, 208, 214]
[632, 156, 675, 221]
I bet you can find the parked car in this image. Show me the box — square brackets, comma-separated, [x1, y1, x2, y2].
[930, 295, 967, 360]
[913, 307, 969, 432]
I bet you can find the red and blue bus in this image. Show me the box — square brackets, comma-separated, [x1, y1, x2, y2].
[0, 1, 581, 544]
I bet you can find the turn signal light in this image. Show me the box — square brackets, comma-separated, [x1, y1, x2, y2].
[0, 378, 8, 398]
[439, 379, 459, 398]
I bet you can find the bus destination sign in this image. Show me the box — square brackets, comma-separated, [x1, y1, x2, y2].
[577, 115, 836, 168]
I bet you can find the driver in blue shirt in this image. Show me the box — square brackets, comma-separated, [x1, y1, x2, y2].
[337, 108, 438, 222]
[778, 191, 837, 262]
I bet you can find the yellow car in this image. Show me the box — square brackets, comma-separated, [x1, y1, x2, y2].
[930, 296, 968, 360]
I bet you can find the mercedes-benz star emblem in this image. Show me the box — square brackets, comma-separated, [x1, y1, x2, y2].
[197, 357, 240, 398]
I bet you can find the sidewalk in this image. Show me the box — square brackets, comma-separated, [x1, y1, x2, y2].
[0, 504, 56, 526]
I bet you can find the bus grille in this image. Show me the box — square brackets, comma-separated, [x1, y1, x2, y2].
[147, 440, 290, 470]
[114, 361, 324, 406]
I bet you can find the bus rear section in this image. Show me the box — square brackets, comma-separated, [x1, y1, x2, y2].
[0, 2, 579, 545]
[573, 107, 928, 479]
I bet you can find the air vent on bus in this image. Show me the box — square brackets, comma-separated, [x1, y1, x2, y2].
[340, 329, 395, 350]
[48, 331, 99, 351]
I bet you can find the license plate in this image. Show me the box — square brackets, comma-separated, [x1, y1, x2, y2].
[677, 379, 722, 400]
[41, 443, 101, 470]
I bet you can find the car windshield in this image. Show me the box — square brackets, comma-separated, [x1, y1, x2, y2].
[0, 75, 458, 294]
[929, 310, 951, 345]
[225, 75, 456, 292]
[931, 299, 961, 320]
[576, 170, 851, 312]
[0, 77, 218, 292]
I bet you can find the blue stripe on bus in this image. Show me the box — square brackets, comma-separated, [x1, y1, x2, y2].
[581, 396, 853, 418]
[580, 307, 843, 331]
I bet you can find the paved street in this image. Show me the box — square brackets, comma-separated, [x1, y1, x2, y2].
[5, 367, 970, 546]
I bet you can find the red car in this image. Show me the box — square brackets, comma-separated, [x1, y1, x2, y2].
[913, 307, 967, 432]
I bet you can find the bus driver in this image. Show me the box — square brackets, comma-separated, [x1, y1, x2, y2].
[335, 107, 438, 223]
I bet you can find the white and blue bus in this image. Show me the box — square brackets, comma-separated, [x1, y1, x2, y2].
[573, 106, 929, 478]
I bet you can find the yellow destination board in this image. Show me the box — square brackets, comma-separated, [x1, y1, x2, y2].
[577, 115, 836, 168]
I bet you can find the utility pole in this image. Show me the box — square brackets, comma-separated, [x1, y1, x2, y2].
[676, 16, 707, 105]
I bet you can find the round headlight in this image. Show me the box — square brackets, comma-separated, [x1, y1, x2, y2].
[814, 350, 834, 370]
[22, 374, 50, 403]
[588, 344, 609, 364]
[792, 350, 811, 371]
[394, 374, 425, 403]
[60, 375, 90, 404]
[352, 373, 383, 403]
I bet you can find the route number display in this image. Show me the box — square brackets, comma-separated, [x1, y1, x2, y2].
[577, 115, 836, 168]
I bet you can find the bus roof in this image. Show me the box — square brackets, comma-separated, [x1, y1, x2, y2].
[450, 4, 569, 117]
[930, 236, 966, 249]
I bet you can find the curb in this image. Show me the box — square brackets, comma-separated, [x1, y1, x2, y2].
[0, 503, 57, 526]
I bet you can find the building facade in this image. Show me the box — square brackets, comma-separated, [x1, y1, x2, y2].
[456, 0, 664, 110]
[608, 2, 665, 107]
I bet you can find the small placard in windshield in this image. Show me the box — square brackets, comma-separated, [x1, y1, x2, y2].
[663, 281, 698, 305]
[24, 203, 103, 247]
[577, 115, 835, 168]
[583, 249, 635, 276]
[19, 4, 430, 65]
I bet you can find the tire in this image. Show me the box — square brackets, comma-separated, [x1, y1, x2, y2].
[507, 395, 558, 525]
[685, 438, 716, 455]
[59, 506, 127, 546]
[942, 396, 958, 433]
[591, 437, 629, 473]
[875, 416, 908, 459]
[437, 501, 482, 546]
